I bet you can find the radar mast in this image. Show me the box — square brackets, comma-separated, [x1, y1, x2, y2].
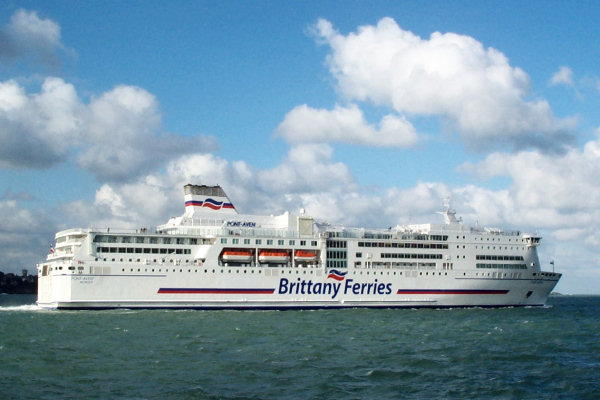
[438, 198, 461, 225]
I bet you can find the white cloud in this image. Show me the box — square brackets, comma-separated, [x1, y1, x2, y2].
[0, 9, 214, 179]
[258, 144, 356, 196]
[275, 104, 417, 147]
[0, 78, 82, 168]
[68, 144, 357, 229]
[0, 199, 56, 273]
[0, 9, 66, 66]
[75, 145, 451, 230]
[379, 182, 449, 224]
[84, 181, 174, 229]
[458, 129, 600, 230]
[71, 133, 600, 238]
[164, 145, 357, 216]
[76, 138, 600, 239]
[311, 18, 575, 152]
[550, 66, 574, 86]
[0, 78, 217, 181]
[78, 85, 217, 182]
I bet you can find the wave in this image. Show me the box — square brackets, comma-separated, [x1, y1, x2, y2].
[0, 304, 44, 312]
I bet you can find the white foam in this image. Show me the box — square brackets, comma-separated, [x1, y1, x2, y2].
[0, 304, 44, 312]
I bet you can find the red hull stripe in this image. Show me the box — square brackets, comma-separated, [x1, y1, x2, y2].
[396, 289, 509, 295]
[158, 288, 275, 294]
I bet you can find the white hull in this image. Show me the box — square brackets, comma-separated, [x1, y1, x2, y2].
[37, 266, 559, 310]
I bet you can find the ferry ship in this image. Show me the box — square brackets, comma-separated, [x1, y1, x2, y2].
[37, 184, 561, 309]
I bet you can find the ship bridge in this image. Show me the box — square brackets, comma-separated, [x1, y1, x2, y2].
[523, 235, 542, 247]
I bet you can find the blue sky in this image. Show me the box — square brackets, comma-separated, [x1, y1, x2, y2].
[1, 1, 600, 294]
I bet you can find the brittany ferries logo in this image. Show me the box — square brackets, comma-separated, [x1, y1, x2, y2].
[277, 269, 392, 299]
[326, 269, 347, 281]
[185, 198, 235, 210]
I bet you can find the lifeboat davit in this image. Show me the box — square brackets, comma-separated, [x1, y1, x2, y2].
[294, 250, 317, 262]
[258, 250, 289, 264]
[221, 249, 253, 263]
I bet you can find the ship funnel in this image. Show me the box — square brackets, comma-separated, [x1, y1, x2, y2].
[183, 184, 237, 216]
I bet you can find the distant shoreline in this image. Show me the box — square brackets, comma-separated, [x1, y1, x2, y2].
[0, 272, 37, 295]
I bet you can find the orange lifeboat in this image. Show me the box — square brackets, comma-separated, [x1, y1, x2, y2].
[294, 250, 317, 262]
[221, 249, 253, 263]
[258, 250, 289, 264]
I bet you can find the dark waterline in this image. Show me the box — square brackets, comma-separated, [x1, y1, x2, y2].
[1, 295, 598, 399]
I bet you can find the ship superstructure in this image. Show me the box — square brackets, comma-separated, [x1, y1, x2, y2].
[37, 184, 561, 309]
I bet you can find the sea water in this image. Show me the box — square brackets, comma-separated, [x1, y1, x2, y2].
[0, 295, 598, 399]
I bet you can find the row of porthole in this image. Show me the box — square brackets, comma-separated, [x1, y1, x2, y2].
[121, 268, 264, 274]
[118, 267, 450, 277]
[458, 245, 526, 250]
[474, 272, 522, 278]
[460, 236, 524, 243]
[119, 268, 312, 275]
[103, 258, 191, 264]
